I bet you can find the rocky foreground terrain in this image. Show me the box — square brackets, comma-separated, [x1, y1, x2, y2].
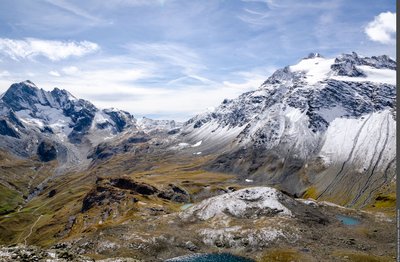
[0, 187, 396, 261]
[0, 52, 396, 261]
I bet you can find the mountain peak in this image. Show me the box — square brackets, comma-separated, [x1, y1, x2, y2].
[262, 52, 396, 87]
[1, 81, 45, 111]
[305, 52, 323, 59]
[22, 80, 37, 87]
[6, 80, 39, 93]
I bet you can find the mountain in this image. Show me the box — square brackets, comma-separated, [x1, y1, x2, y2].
[0, 80, 137, 170]
[0, 52, 396, 261]
[180, 52, 396, 207]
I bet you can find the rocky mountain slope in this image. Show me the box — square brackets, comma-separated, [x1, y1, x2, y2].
[180, 52, 396, 207]
[0, 80, 141, 171]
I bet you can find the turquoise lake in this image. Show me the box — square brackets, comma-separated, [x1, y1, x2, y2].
[336, 215, 360, 226]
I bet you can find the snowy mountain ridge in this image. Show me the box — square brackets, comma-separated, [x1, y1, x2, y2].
[0, 81, 172, 170]
[0, 80, 137, 143]
[181, 52, 396, 206]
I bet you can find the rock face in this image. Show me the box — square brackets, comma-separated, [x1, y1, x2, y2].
[37, 140, 57, 162]
[0, 119, 20, 138]
[181, 52, 396, 207]
[158, 184, 190, 203]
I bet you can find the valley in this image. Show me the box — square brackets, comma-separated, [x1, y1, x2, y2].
[0, 52, 396, 261]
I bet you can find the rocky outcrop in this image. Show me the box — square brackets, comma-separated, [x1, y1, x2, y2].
[158, 184, 190, 203]
[0, 119, 20, 138]
[37, 140, 57, 162]
[81, 177, 140, 212]
[82, 177, 190, 212]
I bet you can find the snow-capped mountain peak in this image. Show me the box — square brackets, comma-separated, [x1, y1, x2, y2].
[304, 52, 323, 59]
[0, 81, 139, 167]
[181, 52, 396, 205]
[289, 55, 335, 85]
[263, 52, 396, 87]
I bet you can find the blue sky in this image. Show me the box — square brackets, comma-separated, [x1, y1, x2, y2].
[0, 0, 396, 120]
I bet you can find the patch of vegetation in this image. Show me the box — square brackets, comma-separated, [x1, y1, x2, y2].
[372, 193, 396, 208]
[332, 250, 394, 262]
[366, 182, 396, 216]
[0, 185, 22, 214]
[302, 186, 318, 199]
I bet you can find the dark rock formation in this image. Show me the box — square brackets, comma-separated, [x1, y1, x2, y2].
[158, 184, 190, 203]
[0, 119, 20, 138]
[37, 140, 57, 162]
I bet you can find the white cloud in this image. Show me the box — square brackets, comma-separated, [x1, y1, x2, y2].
[365, 12, 396, 44]
[49, 70, 60, 77]
[62, 66, 79, 75]
[0, 38, 99, 61]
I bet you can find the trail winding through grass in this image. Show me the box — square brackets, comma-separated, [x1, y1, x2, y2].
[23, 215, 43, 245]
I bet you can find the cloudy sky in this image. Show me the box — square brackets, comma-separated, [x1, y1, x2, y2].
[0, 0, 396, 120]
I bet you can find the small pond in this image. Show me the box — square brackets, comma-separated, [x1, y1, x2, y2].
[165, 253, 255, 262]
[336, 215, 360, 226]
[180, 203, 194, 210]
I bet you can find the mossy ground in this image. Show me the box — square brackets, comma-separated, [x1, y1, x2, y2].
[258, 248, 316, 262]
[331, 250, 395, 262]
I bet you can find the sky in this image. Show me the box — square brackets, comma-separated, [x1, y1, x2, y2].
[0, 0, 396, 121]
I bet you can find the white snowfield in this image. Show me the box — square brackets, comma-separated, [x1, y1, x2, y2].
[290, 57, 335, 85]
[331, 65, 396, 85]
[289, 55, 395, 85]
[180, 187, 292, 221]
[319, 109, 396, 169]
[16, 104, 73, 137]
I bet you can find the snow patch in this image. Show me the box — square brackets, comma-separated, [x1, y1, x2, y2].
[331, 65, 395, 85]
[290, 57, 335, 85]
[180, 187, 292, 221]
[15, 104, 73, 137]
[191, 140, 202, 147]
[317, 105, 348, 123]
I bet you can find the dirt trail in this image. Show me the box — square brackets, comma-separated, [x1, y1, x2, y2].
[22, 215, 43, 245]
